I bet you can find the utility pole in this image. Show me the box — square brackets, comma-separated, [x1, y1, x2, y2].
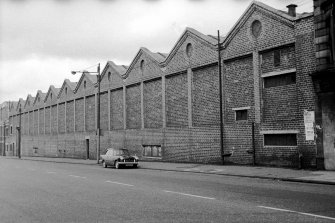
[18, 105, 22, 159]
[217, 30, 224, 165]
[96, 63, 101, 164]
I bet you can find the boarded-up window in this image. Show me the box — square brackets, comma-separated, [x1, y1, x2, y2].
[264, 73, 296, 88]
[45, 107, 51, 134]
[264, 134, 297, 146]
[51, 105, 57, 134]
[58, 103, 65, 133]
[39, 108, 44, 134]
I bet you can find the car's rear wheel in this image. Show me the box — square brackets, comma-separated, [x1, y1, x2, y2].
[115, 161, 120, 169]
[102, 161, 107, 168]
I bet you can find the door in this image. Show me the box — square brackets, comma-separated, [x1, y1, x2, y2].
[86, 139, 89, 160]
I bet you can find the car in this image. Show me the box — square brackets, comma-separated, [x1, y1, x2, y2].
[100, 148, 139, 169]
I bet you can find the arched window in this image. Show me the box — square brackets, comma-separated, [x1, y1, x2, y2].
[84, 81, 87, 89]
[140, 60, 145, 72]
[50, 93, 53, 100]
[186, 43, 193, 58]
[65, 87, 68, 95]
[108, 72, 111, 81]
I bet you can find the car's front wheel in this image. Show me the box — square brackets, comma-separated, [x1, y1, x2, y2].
[115, 161, 120, 169]
[102, 161, 107, 168]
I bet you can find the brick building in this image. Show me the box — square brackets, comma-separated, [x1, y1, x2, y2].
[1, 2, 324, 168]
[312, 0, 335, 170]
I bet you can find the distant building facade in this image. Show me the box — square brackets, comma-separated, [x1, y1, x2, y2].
[1, 2, 329, 169]
[312, 0, 335, 169]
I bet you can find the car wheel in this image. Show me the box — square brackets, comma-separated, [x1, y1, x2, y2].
[115, 161, 120, 169]
[102, 161, 107, 168]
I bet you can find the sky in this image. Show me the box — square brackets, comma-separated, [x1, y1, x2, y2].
[0, 0, 313, 104]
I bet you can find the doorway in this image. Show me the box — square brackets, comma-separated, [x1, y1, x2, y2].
[86, 139, 89, 160]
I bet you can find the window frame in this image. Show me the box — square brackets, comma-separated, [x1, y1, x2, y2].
[263, 133, 298, 147]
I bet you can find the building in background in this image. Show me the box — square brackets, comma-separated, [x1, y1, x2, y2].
[312, 0, 335, 169]
[1, 2, 327, 169]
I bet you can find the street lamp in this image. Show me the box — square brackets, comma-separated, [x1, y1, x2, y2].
[16, 103, 22, 159]
[71, 63, 101, 164]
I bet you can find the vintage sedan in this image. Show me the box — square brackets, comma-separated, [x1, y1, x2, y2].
[100, 148, 139, 169]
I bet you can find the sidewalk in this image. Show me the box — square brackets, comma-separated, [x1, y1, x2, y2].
[6, 156, 335, 185]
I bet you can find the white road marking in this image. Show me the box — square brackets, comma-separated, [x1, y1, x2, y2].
[258, 206, 335, 221]
[68, 175, 87, 179]
[47, 171, 56, 174]
[163, 190, 215, 200]
[105, 181, 134, 187]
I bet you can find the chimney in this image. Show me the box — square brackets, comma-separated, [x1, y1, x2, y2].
[287, 4, 297, 17]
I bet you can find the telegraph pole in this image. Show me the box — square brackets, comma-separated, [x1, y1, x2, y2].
[18, 105, 22, 159]
[217, 30, 224, 165]
[96, 63, 101, 164]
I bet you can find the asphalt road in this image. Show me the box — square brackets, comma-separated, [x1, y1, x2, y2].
[0, 158, 334, 223]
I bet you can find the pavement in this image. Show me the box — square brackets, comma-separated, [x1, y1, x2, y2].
[3, 156, 335, 185]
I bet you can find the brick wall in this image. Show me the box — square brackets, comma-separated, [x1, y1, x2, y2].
[166, 73, 188, 127]
[126, 84, 141, 129]
[110, 88, 123, 130]
[192, 65, 220, 127]
[100, 92, 109, 131]
[144, 78, 162, 129]
[58, 103, 65, 133]
[85, 95, 96, 132]
[66, 100, 74, 133]
[75, 98, 84, 132]
[39, 108, 44, 134]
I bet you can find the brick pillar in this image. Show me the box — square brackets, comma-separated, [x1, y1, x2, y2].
[187, 68, 193, 127]
[253, 51, 261, 123]
[162, 76, 166, 128]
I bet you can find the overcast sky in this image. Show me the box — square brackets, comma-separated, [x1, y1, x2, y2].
[0, 0, 313, 103]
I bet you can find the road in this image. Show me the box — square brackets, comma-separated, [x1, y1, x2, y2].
[0, 158, 334, 223]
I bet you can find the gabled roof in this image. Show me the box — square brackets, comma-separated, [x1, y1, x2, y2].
[44, 85, 60, 103]
[24, 94, 35, 109]
[221, 1, 313, 48]
[74, 72, 97, 93]
[58, 79, 77, 98]
[33, 90, 46, 105]
[101, 61, 127, 80]
[9, 101, 18, 112]
[16, 98, 25, 110]
[162, 27, 218, 66]
[123, 47, 168, 78]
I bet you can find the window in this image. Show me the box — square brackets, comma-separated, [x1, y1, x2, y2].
[10, 126, 12, 134]
[140, 60, 145, 72]
[236, 110, 248, 121]
[108, 72, 111, 81]
[65, 88, 67, 95]
[143, 145, 162, 158]
[84, 81, 87, 89]
[186, 43, 193, 58]
[264, 134, 297, 146]
[274, 50, 281, 66]
[50, 93, 53, 100]
[264, 73, 296, 88]
[251, 20, 262, 38]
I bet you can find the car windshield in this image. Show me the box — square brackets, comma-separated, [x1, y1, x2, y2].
[116, 149, 130, 156]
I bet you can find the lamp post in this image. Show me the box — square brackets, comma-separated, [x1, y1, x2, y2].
[71, 63, 101, 164]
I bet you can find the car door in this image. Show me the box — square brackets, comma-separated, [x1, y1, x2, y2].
[106, 150, 114, 165]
